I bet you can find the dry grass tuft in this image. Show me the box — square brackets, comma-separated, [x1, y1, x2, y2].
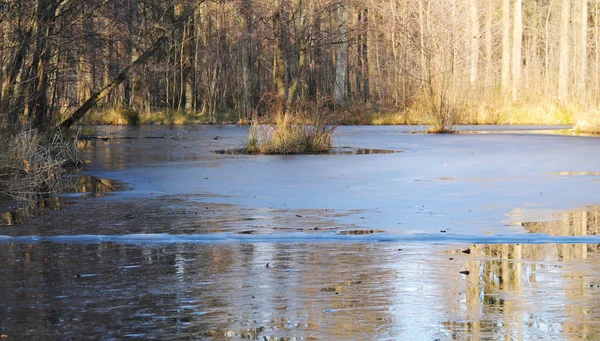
[84, 108, 243, 125]
[0, 129, 83, 200]
[469, 101, 575, 125]
[245, 101, 337, 154]
[573, 110, 600, 133]
[85, 108, 140, 125]
[247, 113, 336, 154]
[426, 125, 456, 134]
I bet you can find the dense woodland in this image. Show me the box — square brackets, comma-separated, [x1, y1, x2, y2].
[1, 0, 600, 130]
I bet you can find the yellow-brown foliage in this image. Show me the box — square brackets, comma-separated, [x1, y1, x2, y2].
[246, 111, 336, 154]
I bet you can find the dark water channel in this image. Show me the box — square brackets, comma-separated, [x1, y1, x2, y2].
[2, 124, 600, 340]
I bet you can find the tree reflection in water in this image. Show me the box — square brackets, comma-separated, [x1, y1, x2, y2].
[445, 207, 600, 340]
[0, 176, 121, 225]
[3, 207, 600, 339]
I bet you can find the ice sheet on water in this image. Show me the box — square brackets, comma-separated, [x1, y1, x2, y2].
[3, 232, 600, 245]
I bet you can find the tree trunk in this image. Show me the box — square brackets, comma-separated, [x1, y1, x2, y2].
[419, 0, 434, 113]
[357, 9, 369, 102]
[334, 1, 348, 106]
[485, 0, 493, 89]
[512, 0, 522, 100]
[307, 3, 320, 103]
[30, 0, 58, 130]
[178, 4, 195, 113]
[273, 4, 287, 111]
[559, 0, 570, 100]
[0, 25, 34, 127]
[595, 1, 599, 102]
[469, 0, 479, 85]
[240, 0, 256, 116]
[288, 0, 307, 109]
[501, 0, 511, 96]
[577, 0, 587, 98]
[123, 0, 136, 108]
[131, 0, 143, 112]
[545, 0, 554, 92]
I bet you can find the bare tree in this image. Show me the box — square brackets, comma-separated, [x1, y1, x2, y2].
[1, 0, 599, 131]
[469, 0, 479, 85]
[334, 1, 348, 106]
[501, 0, 511, 96]
[559, 0, 570, 100]
[511, 0, 522, 100]
[577, 0, 587, 99]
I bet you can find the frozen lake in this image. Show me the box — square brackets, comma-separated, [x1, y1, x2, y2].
[2, 124, 600, 339]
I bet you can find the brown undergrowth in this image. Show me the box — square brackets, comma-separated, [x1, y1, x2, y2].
[0, 129, 83, 200]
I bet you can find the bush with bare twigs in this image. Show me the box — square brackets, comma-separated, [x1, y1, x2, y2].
[0, 129, 83, 200]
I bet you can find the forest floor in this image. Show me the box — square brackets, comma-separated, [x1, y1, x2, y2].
[81, 100, 586, 129]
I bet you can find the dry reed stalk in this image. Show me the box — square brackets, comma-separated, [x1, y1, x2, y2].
[245, 107, 336, 154]
[0, 129, 83, 200]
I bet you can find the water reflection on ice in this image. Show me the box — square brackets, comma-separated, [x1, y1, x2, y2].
[1, 241, 600, 339]
[0, 176, 124, 226]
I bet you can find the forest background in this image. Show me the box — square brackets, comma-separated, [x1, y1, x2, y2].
[1, 0, 600, 131]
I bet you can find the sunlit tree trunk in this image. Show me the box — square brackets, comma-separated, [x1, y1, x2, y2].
[577, 0, 587, 99]
[419, 0, 434, 114]
[545, 0, 554, 92]
[184, 22, 194, 113]
[595, 1, 600, 102]
[559, 0, 570, 100]
[485, 0, 493, 89]
[178, 3, 195, 113]
[469, 0, 479, 85]
[362, 8, 369, 102]
[512, 0, 522, 100]
[501, 0, 511, 96]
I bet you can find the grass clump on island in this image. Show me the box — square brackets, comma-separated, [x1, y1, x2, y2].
[245, 111, 336, 155]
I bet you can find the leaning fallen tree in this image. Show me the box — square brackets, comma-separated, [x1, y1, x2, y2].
[59, 3, 200, 129]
